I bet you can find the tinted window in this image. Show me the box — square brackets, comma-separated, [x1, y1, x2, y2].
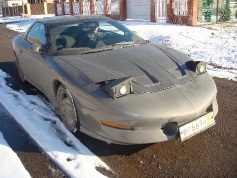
[27, 23, 46, 45]
[48, 20, 144, 52]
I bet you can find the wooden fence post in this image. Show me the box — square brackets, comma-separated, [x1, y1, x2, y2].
[69, 0, 73, 15]
[61, 0, 65, 15]
[105, 0, 109, 16]
[90, 0, 95, 14]
[2, 5, 5, 17]
[120, 0, 127, 20]
[22, 1, 25, 14]
[79, 0, 83, 14]
[150, 0, 156, 22]
[54, 0, 58, 16]
[44, 2, 48, 15]
[7, 6, 10, 16]
[26, 3, 31, 15]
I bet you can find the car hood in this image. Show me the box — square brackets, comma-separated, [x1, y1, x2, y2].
[58, 44, 197, 94]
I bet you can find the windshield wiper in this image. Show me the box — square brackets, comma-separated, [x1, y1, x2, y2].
[112, 42, 139, 49]
[80, 46, 114, 54]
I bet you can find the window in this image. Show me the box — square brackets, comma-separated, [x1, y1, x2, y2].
[174, 0, 188, 16]
[99, 22, 124, 35]
[49, 20, 143, 51]
[109, 0, 120, 14]
[26, 23, 46, 45]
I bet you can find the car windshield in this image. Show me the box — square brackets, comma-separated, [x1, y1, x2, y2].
[48, 20, 144, 53]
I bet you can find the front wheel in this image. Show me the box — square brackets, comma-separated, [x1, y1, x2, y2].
[57, 85, 78, 132]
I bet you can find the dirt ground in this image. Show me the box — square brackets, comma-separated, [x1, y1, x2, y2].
[198, 21, 237, 30]
[0, 24, 236, 178]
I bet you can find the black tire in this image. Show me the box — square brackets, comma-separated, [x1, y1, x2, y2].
[15, 55, 25, 82]
[57, 85, 78, 132]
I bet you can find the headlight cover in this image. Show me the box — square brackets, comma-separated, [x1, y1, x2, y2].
[186, 61, 207, 74]
[101, 77, 133, 99]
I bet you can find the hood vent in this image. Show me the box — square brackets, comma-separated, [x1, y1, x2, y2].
[133, 75, 160, 86]
[168, 66, 186, 79]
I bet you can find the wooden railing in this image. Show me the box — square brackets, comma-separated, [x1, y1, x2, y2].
[1, 0, 126, 21]
[54, 0, 123, 20]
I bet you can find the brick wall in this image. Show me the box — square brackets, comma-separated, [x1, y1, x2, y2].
[167, 0, 198, 26]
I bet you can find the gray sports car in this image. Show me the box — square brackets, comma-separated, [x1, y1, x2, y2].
[12, 15, 218, 144]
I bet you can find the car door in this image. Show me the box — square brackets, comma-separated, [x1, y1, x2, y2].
[19, 22, 47, 90]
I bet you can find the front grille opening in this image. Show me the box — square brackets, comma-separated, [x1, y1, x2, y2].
[206, 104, 213, 113]
[161, 122, 178, 137]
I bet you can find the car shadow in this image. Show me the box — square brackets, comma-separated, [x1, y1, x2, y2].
[75, 131, 153, 156]
[0, 102, 42, 153]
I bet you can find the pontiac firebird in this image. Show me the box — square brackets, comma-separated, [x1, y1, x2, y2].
[12, 15, 218, 144]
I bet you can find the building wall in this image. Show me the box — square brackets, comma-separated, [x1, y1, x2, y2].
[166, 0, 198, 26]
[126, 0, 198, 26]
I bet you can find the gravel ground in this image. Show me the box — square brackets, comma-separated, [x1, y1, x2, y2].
[0, 24, 237, 178]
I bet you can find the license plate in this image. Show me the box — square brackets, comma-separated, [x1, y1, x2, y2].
[179, 112, 215, 141]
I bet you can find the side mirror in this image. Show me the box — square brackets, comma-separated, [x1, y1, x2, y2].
[30, 44, 46, 53]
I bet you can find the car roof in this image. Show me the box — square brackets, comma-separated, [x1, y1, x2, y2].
[36, 15, 111, 25]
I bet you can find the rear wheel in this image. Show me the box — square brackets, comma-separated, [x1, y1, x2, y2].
[15, 55, 25, 82]
[57, 85, 78, 132]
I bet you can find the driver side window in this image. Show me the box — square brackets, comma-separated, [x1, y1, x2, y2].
[26, 23, 46, 45]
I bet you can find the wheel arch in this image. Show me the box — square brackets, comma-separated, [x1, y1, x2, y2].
[53, 79, 62, 99]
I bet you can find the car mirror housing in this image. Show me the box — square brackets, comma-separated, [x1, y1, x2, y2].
[30, 44, 46, 53]
[101, 77, 134, 99]
[186, 61, 207, 74]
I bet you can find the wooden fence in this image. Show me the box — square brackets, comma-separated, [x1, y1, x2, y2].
[30, 3, 44, 15]
[1, 0, 125, 21]
[2, 3, 53, 16]
[2, 5, 27, 16]
[55, 0, 124, 20]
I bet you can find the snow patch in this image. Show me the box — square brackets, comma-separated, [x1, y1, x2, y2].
[0, 132, 31, 178]
[0, 70, 109, 178]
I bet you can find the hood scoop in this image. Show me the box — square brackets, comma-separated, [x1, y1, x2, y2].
[62, 44, 194, 94]
[132, 75, 161, 94]
[168, 66, 187, 79]
[133, 75, 160, 86]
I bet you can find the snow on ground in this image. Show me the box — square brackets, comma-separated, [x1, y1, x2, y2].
[0, 15, 54, 32]
[0, 70, 109, 178]
[0, 132, 31, 178]
[0, 16, 27, 24]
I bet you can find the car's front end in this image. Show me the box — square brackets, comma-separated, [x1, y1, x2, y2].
[61, 43, 218, 144]
[72, 72, 217, 144]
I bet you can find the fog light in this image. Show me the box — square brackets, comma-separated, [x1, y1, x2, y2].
[119, 85, 127, 95]
[101, 77, 133, 99]
[186, 61, 206, 74]
[199, 64, 206, 73]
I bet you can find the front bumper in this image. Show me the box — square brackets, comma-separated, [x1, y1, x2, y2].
[80, 97, 218, 144]
[75, 73, 218, 144]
